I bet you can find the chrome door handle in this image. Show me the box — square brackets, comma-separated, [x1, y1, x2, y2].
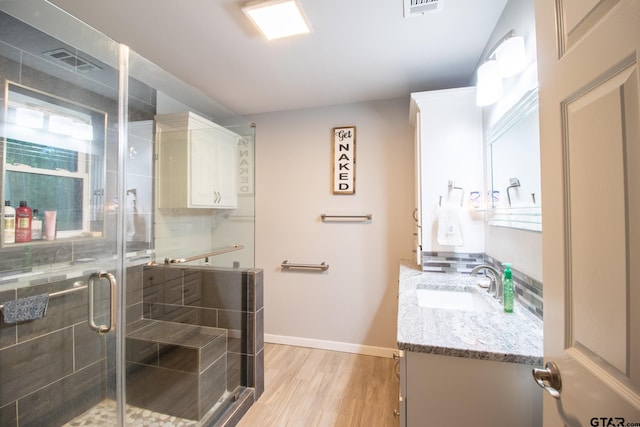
[412, 208, 421, 227]
[88, 271, 117, 334]
[532, 361, 562, 399]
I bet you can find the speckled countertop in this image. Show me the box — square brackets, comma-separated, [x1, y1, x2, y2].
[397, 260, 543, 365]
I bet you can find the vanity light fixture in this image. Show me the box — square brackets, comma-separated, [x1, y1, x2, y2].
[476, 60, 503, 106]
[476, 30, 527, 106]
[242, 0, 312, 40]
[494, 35, 527, 78]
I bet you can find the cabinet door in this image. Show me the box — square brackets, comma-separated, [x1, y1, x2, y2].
[413, 111, 422, 265]
[212, 129, 238, 209]
[189, 127, 218, 207]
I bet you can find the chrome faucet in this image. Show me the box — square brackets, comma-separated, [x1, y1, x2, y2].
[471, 265, 503, 301]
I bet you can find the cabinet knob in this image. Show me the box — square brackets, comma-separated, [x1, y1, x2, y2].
[393, 410, 400, 418]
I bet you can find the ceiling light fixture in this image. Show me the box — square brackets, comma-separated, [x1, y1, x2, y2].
[242, 0, 312, 40]
[476, 30, 527, 106]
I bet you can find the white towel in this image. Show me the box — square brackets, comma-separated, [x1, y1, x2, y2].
[436, 204, 464, 246]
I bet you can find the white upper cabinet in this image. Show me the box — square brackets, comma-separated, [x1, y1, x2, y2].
[410, 87, 485, 254]
[155, 112, 239, 209]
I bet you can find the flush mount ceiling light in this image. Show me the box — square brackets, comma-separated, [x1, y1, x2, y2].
[242, 0, 312, 40]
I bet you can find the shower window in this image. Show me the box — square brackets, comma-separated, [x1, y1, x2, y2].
[2, 83, 107, 242]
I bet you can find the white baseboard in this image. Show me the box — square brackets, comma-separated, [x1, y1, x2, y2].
[264, 334, 397, 358]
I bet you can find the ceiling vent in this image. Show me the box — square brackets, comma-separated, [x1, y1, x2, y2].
[43, 48, 102, 73]
[404, 0, 442, 17]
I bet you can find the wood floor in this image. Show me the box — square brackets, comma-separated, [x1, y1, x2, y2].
[237, 343, 399, 427]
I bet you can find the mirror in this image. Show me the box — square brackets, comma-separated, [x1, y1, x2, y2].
[487, 88, 541, 231]
[3, 82, 107, 245]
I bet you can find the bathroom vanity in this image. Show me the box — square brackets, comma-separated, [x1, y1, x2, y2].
[396, 261, 543, 427]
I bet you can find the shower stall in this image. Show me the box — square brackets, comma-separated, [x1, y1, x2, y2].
[0, 2, 261, 426]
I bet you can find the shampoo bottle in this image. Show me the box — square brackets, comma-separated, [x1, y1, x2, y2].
[502, 263, 514, 313]
[31, 209, 42, 240]
[3, 200, 15, 244]
[15, 201, 32, 243]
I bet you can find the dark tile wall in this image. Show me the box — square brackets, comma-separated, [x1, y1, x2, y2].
[422, 250, 543, 319]
[0, 264, 142, 427]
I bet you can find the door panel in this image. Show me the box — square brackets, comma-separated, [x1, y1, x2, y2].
[565, 63, 636, 377]
[535, 0, 640, 423]
[559, 0, 621, 54]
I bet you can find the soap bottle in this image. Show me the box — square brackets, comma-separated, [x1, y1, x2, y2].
[15, 201, 32, 243]
[502, 263, 514, 313]
[3, 200, 16, 244]
[31, 209, 43, 240]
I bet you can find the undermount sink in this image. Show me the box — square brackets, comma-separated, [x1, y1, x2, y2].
[416, 287, 494, 313]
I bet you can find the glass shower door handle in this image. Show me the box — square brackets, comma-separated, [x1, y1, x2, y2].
[88, 271, 117, 334]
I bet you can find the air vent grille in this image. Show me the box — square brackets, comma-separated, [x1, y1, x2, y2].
[43, 48, 102, 73]
[404, 0, 441, 17]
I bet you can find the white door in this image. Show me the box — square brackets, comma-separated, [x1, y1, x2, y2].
[534, 0, 640, 425]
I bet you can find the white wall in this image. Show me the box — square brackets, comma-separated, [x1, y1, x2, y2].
[249, 98, 414, 355]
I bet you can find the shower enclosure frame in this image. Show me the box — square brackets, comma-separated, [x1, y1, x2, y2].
[0, 2, 260, 425]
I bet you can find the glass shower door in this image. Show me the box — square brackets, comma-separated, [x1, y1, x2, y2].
[1, 2, 259, 425]
[0, 2, 125, 425]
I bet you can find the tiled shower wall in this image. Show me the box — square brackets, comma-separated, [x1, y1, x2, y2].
[0, 265, 137, 426]
[422, 251, 543, 319]
[140, 265, 264, 400]
[0, 264, 264, 426]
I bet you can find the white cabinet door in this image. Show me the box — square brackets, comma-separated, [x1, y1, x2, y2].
[189, 127, 217, 207]
[156, 112, 238, 209]
[211, 128, 239, 209]
[405, 351, 541, 427]
[410, 88, 484, 255]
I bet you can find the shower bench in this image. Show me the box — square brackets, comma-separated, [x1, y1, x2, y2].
[125, 319, 228, 420]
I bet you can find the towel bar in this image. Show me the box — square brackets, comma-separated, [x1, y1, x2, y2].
[321, 214, 371, 222]
[164, 244, 244, 264]
[0, 283, 87, 311]
[440, 181, 465, 207]
[281, 260, 329, 271]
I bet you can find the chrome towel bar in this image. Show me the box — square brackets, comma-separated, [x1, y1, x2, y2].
[321, 214, 372, 222]
[0, 283, 87, 311]
[164, 244, 244, 264]
[281, 260, 329, 271]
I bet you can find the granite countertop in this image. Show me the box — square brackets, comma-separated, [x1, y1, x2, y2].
[397, 260, 543, 365]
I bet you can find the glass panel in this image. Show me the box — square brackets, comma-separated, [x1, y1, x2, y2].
[121, 46, 258, 426]
[6, 170, 84, 231]
[0, 1, 258, 425]
[0, 2, 122, 425]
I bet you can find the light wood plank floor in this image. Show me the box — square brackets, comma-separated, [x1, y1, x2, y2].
[237, 344, 399, 427]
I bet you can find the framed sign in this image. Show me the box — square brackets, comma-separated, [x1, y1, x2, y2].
[332, 126, 356, 194]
